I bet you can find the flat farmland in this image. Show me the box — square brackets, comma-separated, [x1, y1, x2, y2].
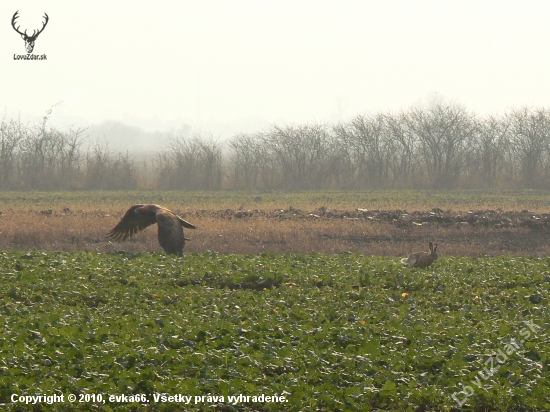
[2, 190, 550, 256]
[1, 190, 550, 411]
[1, 251, 549, 411]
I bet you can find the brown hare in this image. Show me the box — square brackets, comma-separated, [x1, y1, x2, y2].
[401, 242, 438, 268]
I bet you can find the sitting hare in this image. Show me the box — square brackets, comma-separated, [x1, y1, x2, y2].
[401, 242, 438, 268]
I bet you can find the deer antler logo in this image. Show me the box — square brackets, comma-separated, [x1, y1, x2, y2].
[11, 11, 49, 54]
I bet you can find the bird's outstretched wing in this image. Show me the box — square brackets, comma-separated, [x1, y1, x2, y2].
[106, 204, 157, 241]
[156, 210, 185, 255]
[178, 216, 196, 229]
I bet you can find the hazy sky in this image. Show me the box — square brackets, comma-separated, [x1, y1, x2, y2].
[3, 0, 550, 137]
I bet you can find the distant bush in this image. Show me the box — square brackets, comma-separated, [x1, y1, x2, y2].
[3, 104, 550, 191]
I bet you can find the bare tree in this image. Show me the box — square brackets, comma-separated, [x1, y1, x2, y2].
[262, 124, 336, 190]
[58, 127, 86, 189]
[228, 133, 275, 190]
[5, 104, 550, 192]
[156, 134, 223, 190]
[385, 112, 418, 188]
[84, 142, 114, 189]
[464, 115, 510, 187]
[82, 140, 137, 190]
[507, 107, 550, 188]
[343, 114, 393, 188]
[331, 123, 357, 188]
[405, 103, 475, 188]
[0, 115, 25, 189]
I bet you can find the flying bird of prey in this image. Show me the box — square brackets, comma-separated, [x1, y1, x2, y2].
[106, 204, 196, 255]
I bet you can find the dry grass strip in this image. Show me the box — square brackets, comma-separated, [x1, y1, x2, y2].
[1, 206, 550, 257]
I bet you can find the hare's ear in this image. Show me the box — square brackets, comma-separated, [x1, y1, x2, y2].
[432, 243, 438, 254]
[428, 242, 433, 252]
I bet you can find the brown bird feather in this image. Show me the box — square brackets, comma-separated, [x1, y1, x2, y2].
[106, 204, 196, 255]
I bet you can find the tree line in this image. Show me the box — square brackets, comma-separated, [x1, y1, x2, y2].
[2, 103, 550, 191]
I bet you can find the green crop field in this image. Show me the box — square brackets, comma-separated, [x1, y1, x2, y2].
[1, 251, 549, 411]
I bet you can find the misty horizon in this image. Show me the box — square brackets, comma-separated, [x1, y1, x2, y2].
[4, 0, 550, 152]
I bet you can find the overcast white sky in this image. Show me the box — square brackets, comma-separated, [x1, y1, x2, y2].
[2, 0, 550, 138]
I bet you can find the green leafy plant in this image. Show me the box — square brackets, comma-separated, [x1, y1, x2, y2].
[0, 252, 548, 411]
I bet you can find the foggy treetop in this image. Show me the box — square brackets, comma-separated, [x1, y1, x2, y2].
[2, 103, 550, 191]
